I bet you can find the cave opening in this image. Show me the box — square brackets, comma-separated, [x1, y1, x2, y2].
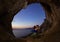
[12, 3, 46, 38]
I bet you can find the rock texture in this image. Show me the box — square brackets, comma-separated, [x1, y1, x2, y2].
[0, 0, 60, 42]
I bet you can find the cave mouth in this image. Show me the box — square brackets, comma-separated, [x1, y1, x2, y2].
[12, 3, 46, 38]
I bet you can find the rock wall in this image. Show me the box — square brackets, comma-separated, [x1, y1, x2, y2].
[0, 0, 60, 41]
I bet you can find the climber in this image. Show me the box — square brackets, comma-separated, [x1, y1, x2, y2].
[33, 25, 40, 32]
[31, 25, 40, 36]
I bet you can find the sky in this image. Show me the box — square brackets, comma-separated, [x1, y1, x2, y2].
[12, 3, 46, 29]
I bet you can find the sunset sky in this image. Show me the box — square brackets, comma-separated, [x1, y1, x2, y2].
[12, 3, 46, 29]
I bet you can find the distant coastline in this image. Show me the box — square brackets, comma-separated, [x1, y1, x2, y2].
[13, 27, 33, 30]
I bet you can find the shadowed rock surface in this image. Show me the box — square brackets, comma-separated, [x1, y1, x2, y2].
[0, 0, 60, 42]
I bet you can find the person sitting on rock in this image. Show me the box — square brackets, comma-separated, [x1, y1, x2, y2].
[31, 25, 40, 37]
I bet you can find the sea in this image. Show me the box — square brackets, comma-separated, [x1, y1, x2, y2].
[13, 28, 33, 38]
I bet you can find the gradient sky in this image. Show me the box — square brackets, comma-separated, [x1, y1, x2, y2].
[12, 3, 46, 29]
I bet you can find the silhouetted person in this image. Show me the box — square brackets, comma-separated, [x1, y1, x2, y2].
[31, 25, 40, 36]
[33, 26, 37, 33]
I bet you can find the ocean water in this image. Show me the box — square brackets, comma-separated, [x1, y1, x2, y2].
[13, 28, 33, 38]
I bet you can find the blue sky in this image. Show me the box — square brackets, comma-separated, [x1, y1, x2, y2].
[12, 3, 46, 29]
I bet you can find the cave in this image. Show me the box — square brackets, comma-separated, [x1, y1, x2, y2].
[12, 3, 46, 38]
[0, 0, 60, 42]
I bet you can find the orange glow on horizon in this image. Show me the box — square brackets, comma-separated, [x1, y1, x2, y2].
[12, 24, 33, 29]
